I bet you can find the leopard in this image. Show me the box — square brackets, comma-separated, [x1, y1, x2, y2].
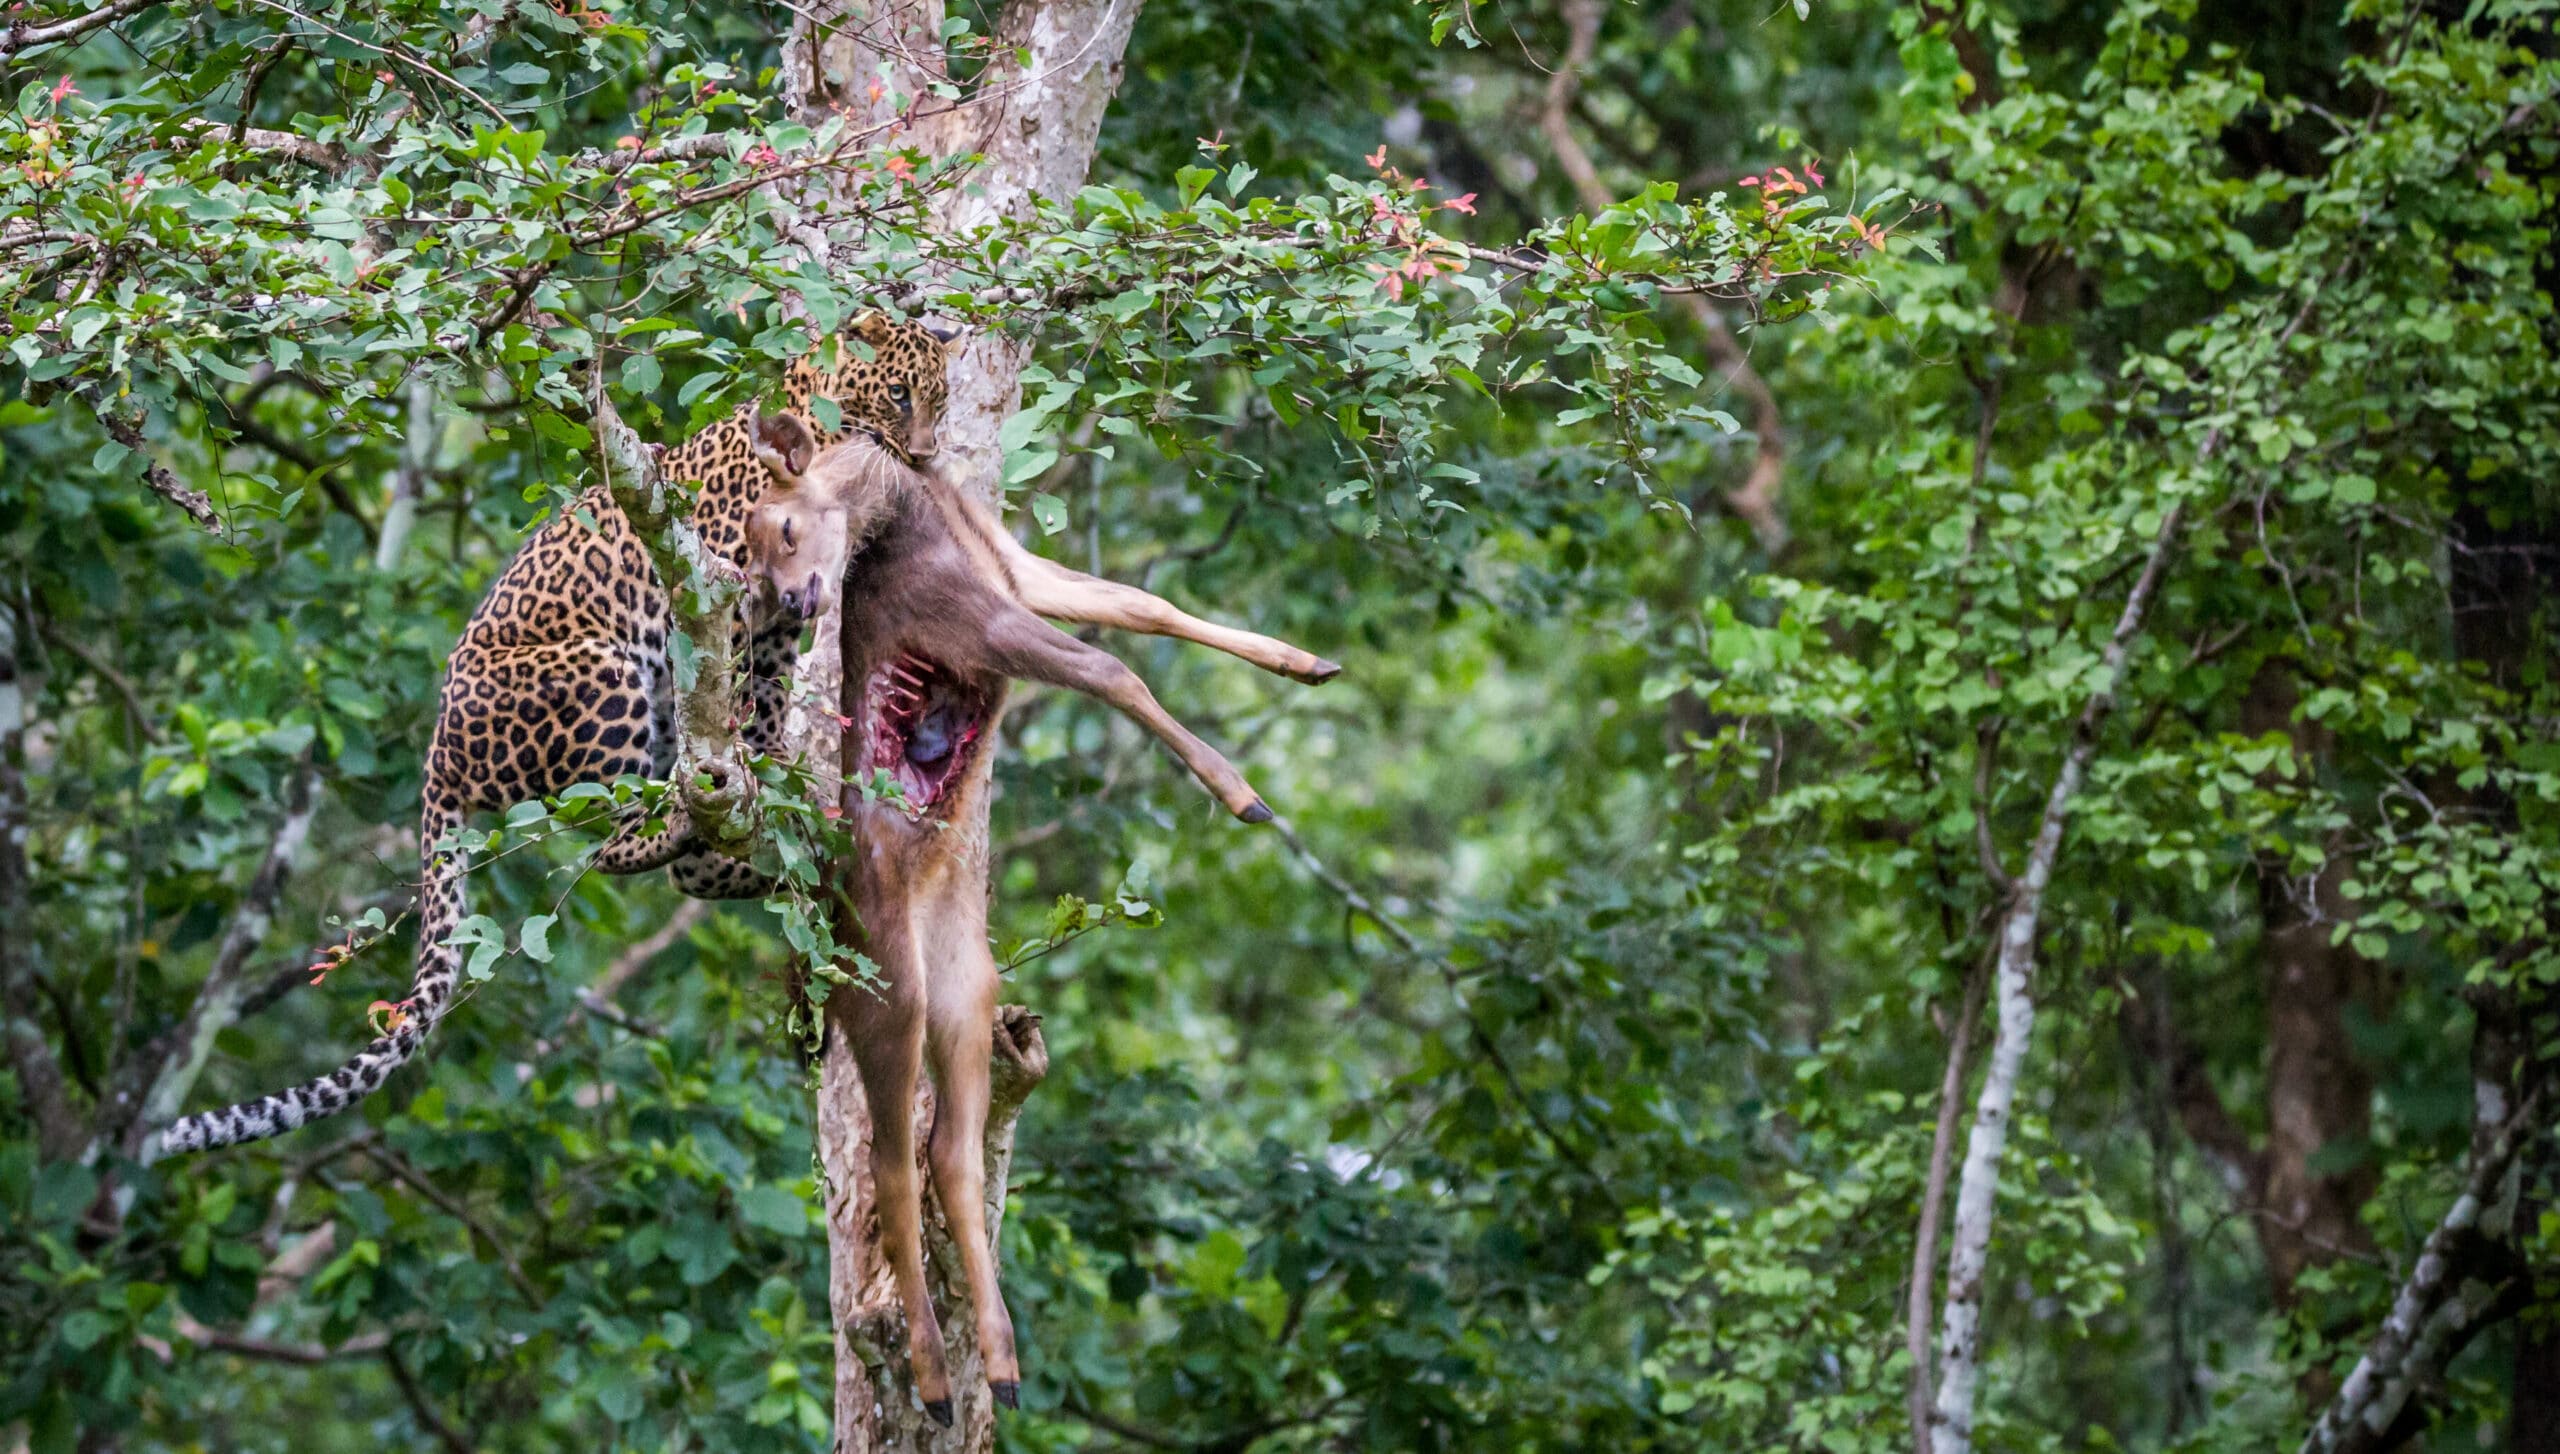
[158, 313, 963, 1154]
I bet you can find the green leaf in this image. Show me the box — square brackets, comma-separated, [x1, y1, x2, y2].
[518, 913, 557, 964]
[58, 1310, 118, 1352]
[1030, 491, 1069, 535]
[738, 1183, 806, 1236]
[669, 629, 700, 692]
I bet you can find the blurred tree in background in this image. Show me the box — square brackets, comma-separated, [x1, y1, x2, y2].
[2, 0, 2555, 1451]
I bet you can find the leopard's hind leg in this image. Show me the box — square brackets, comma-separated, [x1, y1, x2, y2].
[668, 849, 778, 900]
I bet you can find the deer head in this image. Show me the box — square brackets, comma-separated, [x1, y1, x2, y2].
[745, 410, 871, 622]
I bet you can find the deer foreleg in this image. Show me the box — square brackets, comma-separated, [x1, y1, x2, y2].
[983, 607, 1271, 822]
[1000, 542, 1340, 686]
[920, 880, 1019, 1406]
[831, 906, 955, 1425]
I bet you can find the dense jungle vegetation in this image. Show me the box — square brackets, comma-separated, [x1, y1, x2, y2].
[3, 0, 2556, 1449]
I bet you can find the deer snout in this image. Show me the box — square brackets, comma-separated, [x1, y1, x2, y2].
[781, 569, 836, 621]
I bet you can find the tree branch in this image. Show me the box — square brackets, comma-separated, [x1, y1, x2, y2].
[0, 0, 161, 59]
[355, 1146, 543, 1304]
[34, 621, 158, 740]
[1908, 943, 1992, 1454]
[123, 763, 323, 1156]
[173, 1310, 389, 1365]
[99, 410, 223, 535]
[2297, 1091, 2546, 1454]
[1271, 817, 1619, 1211]
[1535, 0, 1788, 550]
[171, 118, 350, 171]
[591, 378, 756, 857]
[0, 609, 84, 1160]
[1930, 490, 2191, 1453]
[382, 1342, 477, 1454]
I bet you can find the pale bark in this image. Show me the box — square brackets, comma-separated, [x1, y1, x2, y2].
[1908, 950, 1990, 1453]
[123, 763, 323, 1159]
[0, 0, 163, 60]
[1928, 498, 2188, 1454]
[2296, 1092, 2543, 1454]
[373, 380, 434, 573]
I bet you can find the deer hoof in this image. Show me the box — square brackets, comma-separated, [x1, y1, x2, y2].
[924, 1398, 954, 1428]
[990, 1380, 1019, 1410]
[1239, 799, 1273, 825]
[1300, 657, 1343, 684]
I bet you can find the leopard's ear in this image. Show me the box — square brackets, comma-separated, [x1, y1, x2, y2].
[751, 411, 817, 483]
[848, 310, 895, 343]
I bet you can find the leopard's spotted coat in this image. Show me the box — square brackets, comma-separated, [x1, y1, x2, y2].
[161, 316, 959, 1153]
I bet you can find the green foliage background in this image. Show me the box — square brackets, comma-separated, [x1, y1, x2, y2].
[3, 0, 2557, 1450]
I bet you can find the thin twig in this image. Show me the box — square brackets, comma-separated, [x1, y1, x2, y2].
[34, 622, 158, 739]
[173, 1311, 388, 1365]
[99, 411, 222, 535]
[355, 1148, 543, 1303]
[235, 0, 506, 121]
[1534, 0, 1788, 548]
[383, 1341, 476, 1454]
[1907, 942, 1992, 1453]
[1270, 818, 1620, 1210]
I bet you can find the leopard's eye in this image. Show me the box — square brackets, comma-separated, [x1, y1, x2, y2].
[888, 383, 910, 405]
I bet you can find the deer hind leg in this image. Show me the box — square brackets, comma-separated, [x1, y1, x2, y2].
[1002, 545, 1341, 686]
[919, 884, 1019, 1406]
[832, 914, 955, 1424]
[983, 606, 1272, 822]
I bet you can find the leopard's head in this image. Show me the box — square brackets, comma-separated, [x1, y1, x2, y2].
[788, 312, 963, 465]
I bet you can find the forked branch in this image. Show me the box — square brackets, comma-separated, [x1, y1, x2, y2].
[2296, 1090, 2547, 1454]
[591, 376, 757, 858]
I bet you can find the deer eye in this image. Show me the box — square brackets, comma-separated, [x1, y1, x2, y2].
[781, 517, 797, 549]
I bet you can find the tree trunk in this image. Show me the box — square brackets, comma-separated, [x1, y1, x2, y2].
[2446, 478, 2559, 1454]
[777, 3, 1142, 1449]
[2241, 661, 2377, 1312]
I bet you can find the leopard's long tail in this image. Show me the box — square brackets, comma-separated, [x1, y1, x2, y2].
[158, 803, 469, 1154]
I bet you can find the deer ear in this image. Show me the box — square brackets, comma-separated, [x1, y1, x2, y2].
[752, 412, 817, 482]
[919, 316, 964, 350]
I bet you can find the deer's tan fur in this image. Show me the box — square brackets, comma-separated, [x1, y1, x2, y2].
[744, 413, 1337, 1419]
